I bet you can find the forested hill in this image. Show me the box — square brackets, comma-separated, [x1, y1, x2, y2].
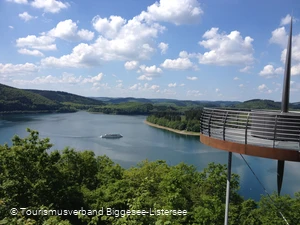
[0, 83, 103, 113]
[234, 99, 300, 110]
[27, 89, 104, 105]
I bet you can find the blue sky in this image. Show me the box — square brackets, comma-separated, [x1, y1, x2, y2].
[1, 0, 300, 101]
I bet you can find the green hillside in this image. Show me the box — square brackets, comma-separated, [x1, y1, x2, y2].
[0, 83, 104, 113]
[0, 83, 61, 112]
[27, 89, 103, 105]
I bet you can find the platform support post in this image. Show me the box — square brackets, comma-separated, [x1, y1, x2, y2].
[224, 151, 232, 225]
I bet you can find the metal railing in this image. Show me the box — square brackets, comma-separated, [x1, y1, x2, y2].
[200, 108, 300, 150]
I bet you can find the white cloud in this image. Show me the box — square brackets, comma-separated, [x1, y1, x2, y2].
[179, 83, 185, 86]
[292, 64, 300, 76]
[42, 15, 165, 68]
[198, 27, 254, 66]
[187, 76, 198, 80]
[139, 65, 162, 74]
[158, 42, 168, 54]
[137, 75, 153, 81]
[259, 64, 284, 78]
[215, 88, 220, 93]
[48, 19, 94, 41]
[233, 77, 239, 80]
[161, 51, 195, 70]
[9, 26, 14, 29]
[82, 73, 103, 84]
[239, 66, 251, 73]
[124, 61, 139, 70]
[116, 79, 122, 83]
[31, 0, 69, 13]
[258, 84, 268, 91]
[280, 14, 295, 26]
[187, 90, 202, 97]
[116, 83, 123, 88]
[168, 83, 177, 87]
[19, 12, 37, 22]
[6, 0, 28, 4]
[161, 89, 176, 95]
[16, 35, 56, 51]
[239, 84, 244, 88]
[139, 0, 203, 25]
[18, 48, 44, 57]
[92, 15, 126, 39]
[161, 57, 194, 70]
[150, 85, 160, 90]
[0, 63, 38, 76]
[129, 84, 139, 90]
[92, 83, 111, 91]
[129, 83, 160, 92]
[269, 27, 287, 47]
[13, 72, 103, 86]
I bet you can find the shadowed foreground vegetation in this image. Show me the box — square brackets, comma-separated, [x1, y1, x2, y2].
[0, 130, 300, 225]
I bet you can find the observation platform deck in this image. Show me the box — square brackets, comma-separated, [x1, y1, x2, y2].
[200, 108, 300, 162]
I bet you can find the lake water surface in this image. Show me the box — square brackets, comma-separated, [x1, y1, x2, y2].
[0, 111, 299, 201]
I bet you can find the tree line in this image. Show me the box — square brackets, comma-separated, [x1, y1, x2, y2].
[146, 109, 202, 132]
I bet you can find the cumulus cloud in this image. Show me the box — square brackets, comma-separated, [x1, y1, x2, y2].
[13, 72, 103, 86]
[139, 0, 203, 25]
[168, 83, 177, 87]
[19, 12, 37, 22]
[161, 51, 195, 70]
[198, 27, 254, 66]
[269, 27, 287, 47]
[139, 65, 162, 74]
[82, 73, 103, 84]
[259, 64, 284, 78]
[9, 26, 14, 29]
[239, 84, 244, 88]
[129, 83, 160, 91]
[0, 63, 38, 76]
[158, 42, 168, 54]
[187, 90, 202, 97]
[280, 14, 296, 26]
[6, 0, 27, 4]
[42, 15, 165, 68]
[136, 65, 162, 80]
[48, 19, 94, 41]
[258, 84, 268, 91]
[233, 77, 239, 80]
[18, 48, 44, 57]
[137, 75, 152, 81]
[187, 76, 198, 80]
[239, 66, 252, 73]
[92, 15, 126, 39]
[124, 61, 139, 70]
[16, 35, 56, 51]
[31, 0, 69, 13]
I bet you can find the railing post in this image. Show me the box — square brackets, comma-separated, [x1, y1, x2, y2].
[245, 113, 250, 145]
[208, 109, 214, 137]
[223, 111, 229, 141]
[273, 115, 278, 148]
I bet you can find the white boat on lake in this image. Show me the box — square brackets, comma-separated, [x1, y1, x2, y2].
[100, 134, 123, 138]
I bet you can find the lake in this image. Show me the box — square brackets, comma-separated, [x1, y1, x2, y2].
[0, 111, 299, 201]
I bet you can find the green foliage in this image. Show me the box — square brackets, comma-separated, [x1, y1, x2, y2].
[146, 109, 202, 132]
[0, 129, 299, 225]
[88, 102, 154, 115]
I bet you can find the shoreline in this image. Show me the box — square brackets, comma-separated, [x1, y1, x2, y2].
[144, 120, 200, 136]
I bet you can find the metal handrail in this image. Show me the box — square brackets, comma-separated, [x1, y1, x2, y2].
[200, 108, 300, 151]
